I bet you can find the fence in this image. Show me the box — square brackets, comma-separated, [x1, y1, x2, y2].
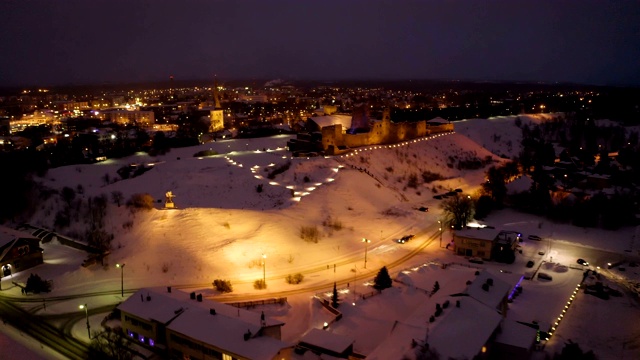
[226, 297, 287, 309]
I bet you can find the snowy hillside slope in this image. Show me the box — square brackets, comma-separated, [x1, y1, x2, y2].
[454, 113, 559, 159]
[27, 129, 503, 289]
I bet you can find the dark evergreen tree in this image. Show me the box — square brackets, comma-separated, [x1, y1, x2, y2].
[474, 195, 493, 219]
[373, 266, 393, 291]
[553, 340, 597, 360]
[331, 282, 339, 308]
[482, 166, 507, 206]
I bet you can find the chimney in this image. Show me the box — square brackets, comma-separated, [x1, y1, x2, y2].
[190, 292, 196, 300]
[196, 294, 203, 302]
[167, 286, 172, 293]
[210, 308, 216, 315]
[146, 293, 151, 301]
[487, 278, 494, 286]
[243, 329, 252, 341]
[456, 300, 461, 308]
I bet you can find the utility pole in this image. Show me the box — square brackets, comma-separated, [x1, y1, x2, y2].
[362, 238, 371, 269]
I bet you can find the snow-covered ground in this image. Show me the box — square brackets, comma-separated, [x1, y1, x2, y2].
[1, 113, 639, 359]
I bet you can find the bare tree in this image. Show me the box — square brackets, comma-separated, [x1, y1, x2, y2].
[440, 193, 474, 229]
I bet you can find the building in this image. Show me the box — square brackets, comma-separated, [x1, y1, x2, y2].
[98, 109, 155, 127]
[367, 268, 532, 360]
[0, 226, 43, 278]
[463, 269, 524, 317]
[209, 80, 224, 132]
[117, 287, 292, 360]
[297, 328, 355, 358]
[453, 227, 502, 260]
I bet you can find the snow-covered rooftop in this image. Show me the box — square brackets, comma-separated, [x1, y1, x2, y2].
[454, 227, 502, 241]
[495, 319, 537, 350]
[168, 306, 290, 360]
[119, 288, 290, 360]
[429, 296, 502, 359]
[299, 328, 354, 354]
[464, 269, 520, 311]
[308, 114, 352, 129]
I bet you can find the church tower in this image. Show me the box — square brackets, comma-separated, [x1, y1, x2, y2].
[209, 78, 224, 132]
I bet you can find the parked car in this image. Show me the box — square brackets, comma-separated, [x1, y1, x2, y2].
[433, 195, 443, 200]
[396, 234, 415, 244]
[454, 188, 463, 193]
[469, 257, 484, 264]
[528, 235, 542, 241]
[526, 260, 535, 268]
[537, 272, 553, 281]
[577, 258, 589, 266]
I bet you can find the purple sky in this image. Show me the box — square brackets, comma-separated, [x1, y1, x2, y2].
[1, 0, 639, 87]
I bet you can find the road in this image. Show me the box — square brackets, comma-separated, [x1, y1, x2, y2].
[0, 297, 89, 360]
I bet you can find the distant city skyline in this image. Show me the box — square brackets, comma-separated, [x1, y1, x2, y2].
[1, 0, 639, 87]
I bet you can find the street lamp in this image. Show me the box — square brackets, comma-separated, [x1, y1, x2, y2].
[116, 263, 125, 297]
[79, 304, 90, 339]
[262, 254, 267, 286]
[438, 220, 443, 248]
[362, 238, 371, 269]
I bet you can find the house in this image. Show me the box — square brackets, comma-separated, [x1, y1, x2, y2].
[463, 269, 524, 317]
[117, 287, 293, 360]
[492, 320, 539, 360]
[297, 328, 355, 358]
[453, 227, 502, 260]
[0, 226, 43, 278]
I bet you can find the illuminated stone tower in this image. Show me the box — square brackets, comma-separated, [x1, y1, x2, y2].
[209, 78, 224, 132]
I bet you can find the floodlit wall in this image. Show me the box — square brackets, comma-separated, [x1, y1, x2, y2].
[321, 108, 454, 154]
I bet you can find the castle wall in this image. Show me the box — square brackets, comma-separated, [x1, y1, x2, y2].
[319, 109, 454, 153]
[322, 125, 343, 154]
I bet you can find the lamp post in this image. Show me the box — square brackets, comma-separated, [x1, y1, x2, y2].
[353, 264, 357, 304]
[79, 304, 90, 339]
[362, 238, 371, 269]
[262, 254, 267, 286]
[438, 220, 443, 248]
[116, 263, 125, 297]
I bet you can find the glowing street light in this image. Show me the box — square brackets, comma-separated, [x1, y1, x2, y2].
[362, 238, 371, 269]
[438, 220, 443, 248]
[79, 304, 90, 339]
[116, 263, 125, 297]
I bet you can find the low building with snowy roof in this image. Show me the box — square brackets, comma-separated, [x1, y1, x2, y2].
[453, 227, 502, 260]
[428, 296, 503, 359]
[117, 287, 292, 360]
[492, 319, 539, 360]
[297, 328, 355, 358]
[366, 265, 532, 360]
[463, 269, 524, 317]
[0, 225, 43, 278]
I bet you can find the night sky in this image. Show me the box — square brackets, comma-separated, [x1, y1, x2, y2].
[1, 0, 639, 87]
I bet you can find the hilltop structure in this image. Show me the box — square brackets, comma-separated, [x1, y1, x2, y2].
[287, 106, 454, 155]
